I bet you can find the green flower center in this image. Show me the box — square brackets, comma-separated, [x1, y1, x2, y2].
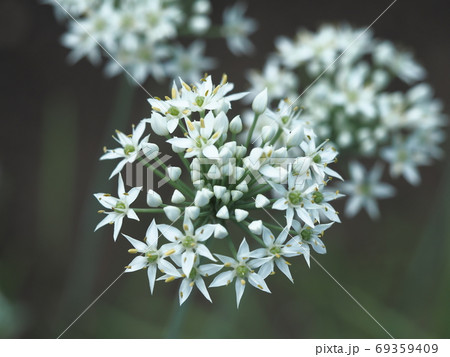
[124, 145, 135, 155]
[269, 246, 282, 255]
[301, 229, 313, 241]
[288, 191, 303, 205]
[195, 96, 205, 107]
[236, 265, 249, 278]
[313, 154, 321, 163]
[312, 191, 324, 203]
[281, 115, 290, 124]
[146, 252, 159, 264]
[359, 183, 372, 196]
[168, 106, 180, 116]
[182, 236, 196, 249]
[114, 201, 126, 212]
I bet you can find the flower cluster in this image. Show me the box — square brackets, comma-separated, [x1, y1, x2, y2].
[94, 75, 343, 306]
[44, 0, 257, 83]
[246, 23, 447, 219]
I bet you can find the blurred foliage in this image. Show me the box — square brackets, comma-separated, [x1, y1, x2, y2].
[0, 0, 449, 339]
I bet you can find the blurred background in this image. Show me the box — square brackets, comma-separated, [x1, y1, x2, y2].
[0, 0, 449, 338]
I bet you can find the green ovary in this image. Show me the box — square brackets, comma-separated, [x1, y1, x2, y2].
[182, 236, 196, 249]
[114, 201, 126, 212]
[146, 252, 158, 264]
[124, 145, 135, 155]
[312, 191, 324, 203]
[195, 96, 205, 107]
[236, 265, 249, 278]
[168, 106, 180, 116]
[288, 191, 303, 205]
[313, 154, 321, 163]
[269, 246, 282, 255]
[301, 229, 313, 241]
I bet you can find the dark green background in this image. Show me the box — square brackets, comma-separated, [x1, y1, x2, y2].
[0, 0, 449, 338]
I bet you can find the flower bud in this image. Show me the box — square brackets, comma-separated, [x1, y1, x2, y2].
[236, 146, 247, 159]
[166, 166, 182, 181]
[221, 191, 231, 204]
[231, 190, 243, 201]
[229, 115, 243, 134]
[252, 88, 268, 114]
[255, 194, 270, 208]
[163, 206, 181, 221]
[234, 209, 249, 222]
[248, 220, 263, 235]
[147, 190, 162, 207]
[261, 125, 276, 142]
[185, 206, 200, 220]
[171, 190, 185, 204]
[213, 185, 227, 199]
[216, 205, 229, 219]
[214, 224, 228, 239]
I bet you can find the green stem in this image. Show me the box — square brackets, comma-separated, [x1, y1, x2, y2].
[269, 127, 283, 146]
[245, 184, 274, 198]
[133, 208, 165, 213]
[245, 113, 260, 148]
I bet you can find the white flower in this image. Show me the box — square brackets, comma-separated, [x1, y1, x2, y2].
[210, 239, 271, 307]
[252, 227, 306, 282]
[291, 220, 334, 256]
[165, 41, 216, 83]
[252, 88, 268, 114]
[94, 175, 141, 240]
[123, 220, 181, 294]
[339, 161, 395, 219]
[167, 113, 225, 159]
[157, 217, 217, 276]
[222, 3, 257, 55]
[246, 58, 298, 101]
[100, 122, 159, 178]
[159, 262, 223, 305]
[271, 171, 319, 228]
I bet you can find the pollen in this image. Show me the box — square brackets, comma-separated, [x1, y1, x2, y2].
[164, 249, 176, 256]
[187, 120, 195, 131]
[189, 282, 195, 287]
[257, 284, 264, 289]
[165, 276, 175, 283]
[240, 279, 246, 285]
[128, 249, 138, 254]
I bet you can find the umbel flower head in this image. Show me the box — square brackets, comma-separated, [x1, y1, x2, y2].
[246, 23, 447, 219]
[44, 0, 257, 83]
[94, 75, 344, 307]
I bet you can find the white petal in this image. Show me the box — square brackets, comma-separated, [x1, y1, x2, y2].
[157, 224, 183, 242]
[122, 234, 148, 252]
[275, 258, 293, 283]
[209, 270, 235, 287]
[247, 273, 271, 293]
[179, 278, 194, 305]
[125, 256, 148, 272]
[195, 277, 212, 302]
[147, 265, 157, 294]
[196, 244, 216, 261]
[181, 250, 196, 276]
[235, 278, 246, 308]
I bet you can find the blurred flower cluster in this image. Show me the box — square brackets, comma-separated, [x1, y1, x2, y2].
[95, 75, 343, 306]
[247, 23, 447, 219]
[44, 0, 256, 83]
